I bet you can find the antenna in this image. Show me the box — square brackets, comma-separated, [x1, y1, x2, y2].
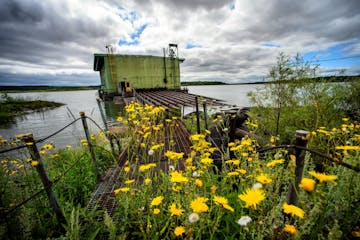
[168, 43, 178, 58]
[105, 44, 114, 54]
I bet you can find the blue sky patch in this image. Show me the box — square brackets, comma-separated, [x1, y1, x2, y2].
[186, 43, 202, 49]
[303, 41, 360, 68]
[262, 43, 281, 48]
[229, 2, 235, 10]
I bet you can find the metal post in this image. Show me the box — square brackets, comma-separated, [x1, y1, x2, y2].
[195, 96, 201, 134]
[202, 101, 208, 130]
[96, 98, 109, 131]
[287, 130, 310, 205]
[96, 98, 116, 157]
[19, 134, 66, 226]
[80, 112, 100, 180]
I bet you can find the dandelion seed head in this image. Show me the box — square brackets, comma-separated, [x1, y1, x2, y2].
[188, 213, 200, 223]
[237, 216, 252, 226]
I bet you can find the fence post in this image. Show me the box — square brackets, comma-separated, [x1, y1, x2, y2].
[19, 133, 66, 226]
[80, 112, 100, 180]
[96, 98, 117, 157]
[287, 130, 310, 205]
[202, 101, 208, 130]
[195, 96, 201, 134]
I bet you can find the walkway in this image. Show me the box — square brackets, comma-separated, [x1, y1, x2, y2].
[87, 119, 192, 218]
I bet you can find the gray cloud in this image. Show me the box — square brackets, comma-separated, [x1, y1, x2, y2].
[0, 0, 359, 86]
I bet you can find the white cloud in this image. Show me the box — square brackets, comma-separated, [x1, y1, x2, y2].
[0, 0, 359, 85]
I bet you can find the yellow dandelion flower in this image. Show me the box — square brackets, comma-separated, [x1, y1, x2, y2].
[238, 188, 265, 210]
[185, 157, 192, 166]
[144, 178, 152, 185]
[190, 134, 205, 141]
[41, 144, 53, 150]
[299, 178, 316, 192]
[31, 161, 39, 166]
[174, 226, 186, 236]
[169, 203, 184, 216]
[309, 171, 337, 183]
[114, 187, 130, 195]
[195, 179, 203, 187]
[266, 159, 285, 167]
[190, 197, 209, 213]
[237, 169, 247, 174]
[150, 196, 164, 207]
[211, 185, 217, 194]
[282, 203, 305, 218]
[153, 208, 160, 215]
[214, 196, 234, 212]
[256, 173, 272, 185]
[66, 145, 72, 149]
[39, 150, 46, 155]
[200, 157, 213, 165]
[284, 224, 296, 235]
[170, 171, 189, 183]
[124, 167, 130, 173]
[228, 171, 240, 176]
[125, 179, 135, 185]
[172, 186, 182, 192]
[335, 146, 360, 151]
[165, 151, 184, 160]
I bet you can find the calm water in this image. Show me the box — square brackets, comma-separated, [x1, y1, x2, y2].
[0, 84, 263, 148]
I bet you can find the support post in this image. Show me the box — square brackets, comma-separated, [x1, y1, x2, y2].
[195, 96, 201, 134]
[96, 98, 116, 157]
[287, 130, 310, 205]
[80, 112, 100, 180]
[202, 101, 208, 130]
[19, 134, 66, 226]
[96, 98, 109, 131]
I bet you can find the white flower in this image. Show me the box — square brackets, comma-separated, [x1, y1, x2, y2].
[148, 149, 155, 156]
[252, 182, 263, 190]
[189, 213, 200, 223]
[192, 171, 200, 177]
[236, 216, 252, 226]
[222, 128, 229, 133]
[168, 165, 175, 171]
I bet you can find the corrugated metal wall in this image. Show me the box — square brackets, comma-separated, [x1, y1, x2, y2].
[102, 55, 181, 93]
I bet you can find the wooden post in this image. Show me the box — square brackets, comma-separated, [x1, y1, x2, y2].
[80, 112, 100, 180]
[287, 130, 310, 205]
[19, 134, 66, 226]
[202, 101, 208, 130]
[96, 98, 116, 157]
[195, 96, 201, 134]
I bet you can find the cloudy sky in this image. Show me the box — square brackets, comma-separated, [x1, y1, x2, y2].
[0, 0, 359, 86]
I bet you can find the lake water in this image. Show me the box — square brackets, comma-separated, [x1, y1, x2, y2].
[0, 84, 263, 148]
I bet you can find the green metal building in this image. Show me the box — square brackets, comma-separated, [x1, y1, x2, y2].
[93, 45, 184, 98]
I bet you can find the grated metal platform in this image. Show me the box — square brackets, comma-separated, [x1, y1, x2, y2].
[87, 119, 192, 218]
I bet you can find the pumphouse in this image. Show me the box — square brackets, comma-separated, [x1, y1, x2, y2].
[93, 44, 184, 100]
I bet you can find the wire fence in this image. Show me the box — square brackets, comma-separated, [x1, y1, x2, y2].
[0, 111, 120, 226]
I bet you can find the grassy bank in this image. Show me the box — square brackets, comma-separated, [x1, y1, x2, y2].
[0, 93, 64, 124]
[0, 101, 359, 239]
